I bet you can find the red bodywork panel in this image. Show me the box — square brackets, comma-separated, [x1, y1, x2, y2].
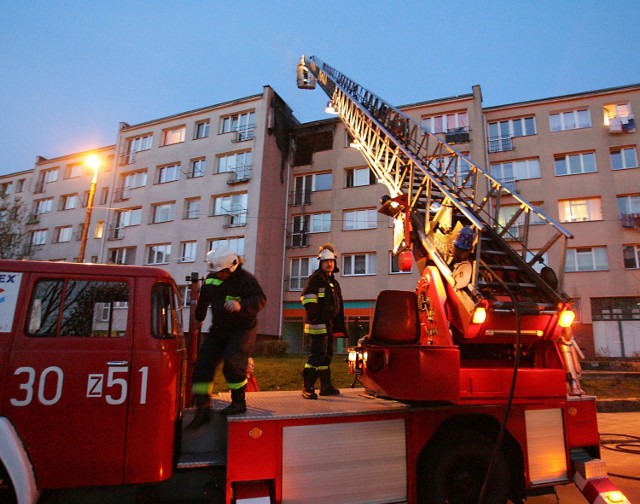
[0, 260, 186, 489]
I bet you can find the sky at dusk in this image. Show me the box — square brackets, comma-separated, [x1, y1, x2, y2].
[1, 0, 639, 175]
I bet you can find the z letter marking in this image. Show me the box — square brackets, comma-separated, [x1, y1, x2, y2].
[87, 374, 104, 398]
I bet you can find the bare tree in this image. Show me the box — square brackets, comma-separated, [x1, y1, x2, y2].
[0, 193, 33, 259]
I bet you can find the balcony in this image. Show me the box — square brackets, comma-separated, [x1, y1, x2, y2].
[445, 127, 470, 144]
[621, 213, 640, 230]
[223, 210, 247, 228]
[227, 166, 252, 185]
[488, 136, 513, 153]
[119, 151, 136, 166]
[108, 226, 125, 241]
[113, 187, 131, 202]
[231, 127, 255, 143]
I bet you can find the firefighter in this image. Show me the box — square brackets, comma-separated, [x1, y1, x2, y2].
[300, 244, 347, 399]
[188, 246, 266, 427]
[451, 226, 476, 290]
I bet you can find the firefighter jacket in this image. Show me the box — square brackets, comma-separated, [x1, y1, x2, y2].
[195, 267, 266, 332]
[300, 268, 346, 337]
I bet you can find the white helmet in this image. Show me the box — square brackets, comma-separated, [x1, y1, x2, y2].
[318, 244, 336, 261]
[206, 246, 239, 273]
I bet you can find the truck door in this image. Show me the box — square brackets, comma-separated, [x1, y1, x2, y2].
[3, 274, 134, 489]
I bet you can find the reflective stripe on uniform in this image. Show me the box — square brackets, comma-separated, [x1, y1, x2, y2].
[225, 295, 241, 302]
[205, 278, 224, 286]
[304, 323, 327, 335]
[301, 293, 318, 305]
[316, 365, 329, 371]
[192, 381, 212, 395]
[318, 287, 326, 298]
[227, 379, 248, 390]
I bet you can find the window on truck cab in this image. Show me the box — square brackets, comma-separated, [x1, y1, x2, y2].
[151, 282, 182, 339]
[26, 279, 130, 337]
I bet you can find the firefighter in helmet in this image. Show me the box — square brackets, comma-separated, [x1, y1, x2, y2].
[189, 246, 266, 427]
[451, 226, 476, 291]
[300, 244, 347, 399]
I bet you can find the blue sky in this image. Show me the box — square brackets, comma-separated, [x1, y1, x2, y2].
[1, 0, 639, 175]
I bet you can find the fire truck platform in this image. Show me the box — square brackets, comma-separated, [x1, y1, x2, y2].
[216, 387, 411, 421]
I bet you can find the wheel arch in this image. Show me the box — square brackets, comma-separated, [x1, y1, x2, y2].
[416, 413, 526, 503]
[0, 417, 39, 504]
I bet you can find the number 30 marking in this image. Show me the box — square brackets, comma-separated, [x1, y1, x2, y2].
[11, 366, 64, 407]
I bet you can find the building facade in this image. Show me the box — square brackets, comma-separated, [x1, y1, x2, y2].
[1, 82, 638, 357]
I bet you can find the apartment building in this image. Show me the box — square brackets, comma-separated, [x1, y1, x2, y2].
[2, 86, 296, 338]
[2, 82, 638, 357]
[483, 84, 640, 358]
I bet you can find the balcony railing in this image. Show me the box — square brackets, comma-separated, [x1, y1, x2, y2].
[488, 136, 513, 153]
[621, 213, 640, 229]
[231, 127, 255, 143]
[227, 165, 252, 185]
[223, 210, 248, 228]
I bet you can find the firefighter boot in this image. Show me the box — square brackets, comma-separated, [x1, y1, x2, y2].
[302, 367, 318, 400]
[186, 395, 211, 430]
[221, 386, 247, 416]
[319, 368, 340, 396]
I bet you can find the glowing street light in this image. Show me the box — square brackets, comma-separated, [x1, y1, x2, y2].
[77, 154, 101, 263]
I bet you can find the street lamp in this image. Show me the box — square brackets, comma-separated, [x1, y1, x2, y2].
[77, 154, 101, 263]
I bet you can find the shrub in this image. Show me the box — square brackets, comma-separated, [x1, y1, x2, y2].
[254, 339, 288, 357]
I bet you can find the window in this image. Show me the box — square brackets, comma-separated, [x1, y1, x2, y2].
[194, 120, 210, 139]
[126, 134, 153, 153]
[558, 197, 602, 223]
[343, 253, 376, 276]
[603, 102, 636, 133]
[208, 237, 245, 257]
[180, 241, 197, 262]
[343, 209, 377, 230]
[100, 187, 109, 205]
[554, 152, 597, 176]
[345, 166, 376, 188]
[390, 252, 412, 274]
[610, 146, 638, 170]
[124, 169, 147, 189]
[549, 109, 591, 131]
[43, 168, 59, 184]
[618, 195, 640, 217]
[213, 193, 248, 227]
[592, 297, 640, 321]
[498, 205, 545, 239]
[623, 245, 640, 269]
[112, 208, 142, 239]
[31, 229, 47, 246]
[422, 111, 468, 134]
[431, 154, 472, 187]
[94, 220, 104, 239]
[26, 279, 129, 337]
[289, 257, 318, 291]
[60, 194, 78, 210]
[147, 243, 171, 264]
[15, 179, 25, 193]
[34, 198, 53, 215]
[108, 246, 136, 265]
[54, 226, 73, 243]
[565, 247, 608, 272]
[188, 158, 206, 178]
[488, 116, 536, 140]
[184, 198, 200, 219]
[162, 126, 186, 146]
[220, 111, 255, 141]
[0, 181, 14, 195]
[151, 283, 182, 339]
[152, 202, 175, 223]
[65, 163, 84, 178]
[490, 159, 540, 188]
[292, 172, 332, 205]
[158, 163, 180, 183]
[218, 151, 252, 181]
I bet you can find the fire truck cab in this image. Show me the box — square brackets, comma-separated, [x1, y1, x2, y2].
[0, 260, 187, 503]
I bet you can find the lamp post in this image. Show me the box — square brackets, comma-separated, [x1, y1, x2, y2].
[77, 154, 101, 263]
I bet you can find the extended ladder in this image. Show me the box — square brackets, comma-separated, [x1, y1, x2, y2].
[298, 55, 574, 335]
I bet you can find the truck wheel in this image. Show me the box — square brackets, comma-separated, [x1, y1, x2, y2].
[418, 431, 510, 504]
[0, 462, 17, 504]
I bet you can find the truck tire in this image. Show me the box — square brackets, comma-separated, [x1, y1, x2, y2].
[0, 461, 17, 504]
[418, 431, 510, 504]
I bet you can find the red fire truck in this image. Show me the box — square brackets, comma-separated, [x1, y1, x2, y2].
[0, 56, 631, 504]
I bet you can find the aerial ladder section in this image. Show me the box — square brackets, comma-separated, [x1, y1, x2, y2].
[297, 55, 584, 399]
